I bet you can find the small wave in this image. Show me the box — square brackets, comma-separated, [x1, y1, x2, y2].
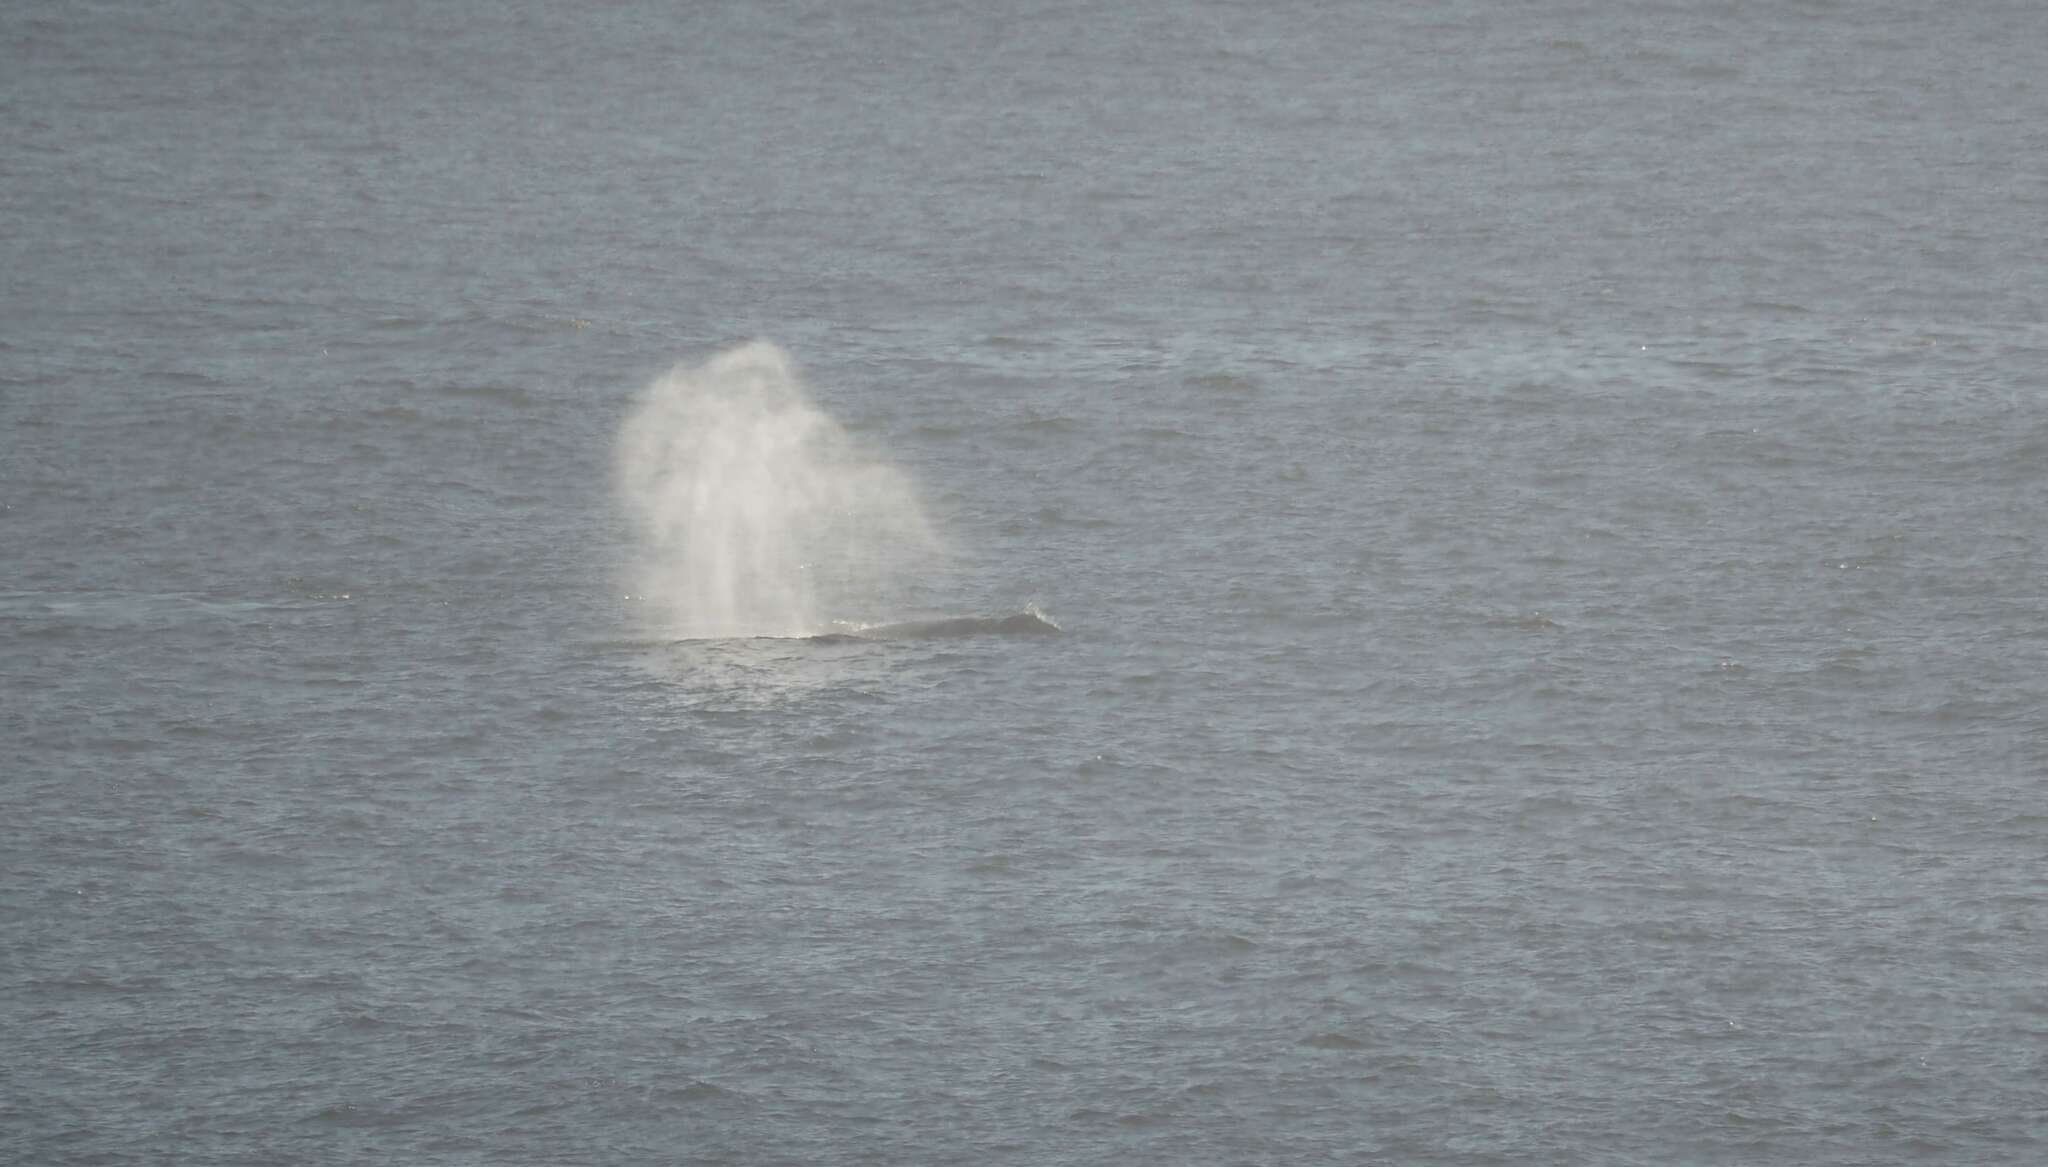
[437, 383, 537, 407]
[1017, 414, 1079, 433]
[980, 334, 1050, 351]
[1473, 610, 1561, 632]
[1740, 299, 1814, 316]
[1186, 371, 1259, 393]
[1032, 506, 1116, 529]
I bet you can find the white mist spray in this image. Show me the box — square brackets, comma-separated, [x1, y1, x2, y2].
[614, 341, 940, 639]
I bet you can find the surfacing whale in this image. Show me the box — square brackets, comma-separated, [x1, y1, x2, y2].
[816, 610, 1061, 642]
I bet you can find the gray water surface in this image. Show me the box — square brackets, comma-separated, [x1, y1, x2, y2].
[5, 2, 2045, 1163]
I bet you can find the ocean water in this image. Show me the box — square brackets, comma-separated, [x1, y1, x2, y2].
[5, 1, 2046, 1163]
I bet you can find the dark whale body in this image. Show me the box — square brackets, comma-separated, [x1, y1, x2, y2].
[813, 611, 1061, 642]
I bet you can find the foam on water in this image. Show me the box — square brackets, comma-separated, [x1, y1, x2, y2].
[614, 342, 940, 639]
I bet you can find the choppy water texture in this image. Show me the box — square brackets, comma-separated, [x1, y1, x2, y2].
[5, 2, 2046, 1163]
